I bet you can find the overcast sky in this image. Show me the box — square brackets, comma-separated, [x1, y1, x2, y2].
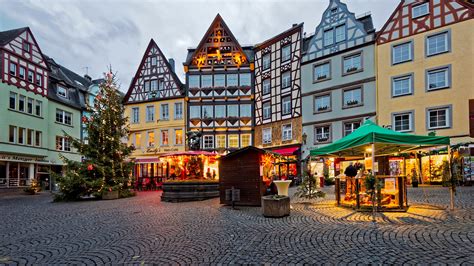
[0, 0, 399, 92]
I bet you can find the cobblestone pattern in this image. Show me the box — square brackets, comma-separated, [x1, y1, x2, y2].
[0, 186, 473, 264]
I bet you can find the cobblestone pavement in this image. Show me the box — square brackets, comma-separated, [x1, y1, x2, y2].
[0, 186, 473, 265]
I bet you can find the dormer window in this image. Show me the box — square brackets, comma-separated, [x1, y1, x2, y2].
[23, 42, 31, 53]
[57, 85, 68, 98]
[412, 2, 429, 18]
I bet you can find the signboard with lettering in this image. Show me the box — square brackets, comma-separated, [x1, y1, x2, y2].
[0, 154, 51, 164]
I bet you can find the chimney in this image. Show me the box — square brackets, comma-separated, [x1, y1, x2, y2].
[84, 74, 92, 82]
[168, 58, 175, 72]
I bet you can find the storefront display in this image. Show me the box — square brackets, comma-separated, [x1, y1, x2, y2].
[422, 154, 449, 184]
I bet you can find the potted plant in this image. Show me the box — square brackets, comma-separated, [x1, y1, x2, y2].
[261, 195, 290, 218]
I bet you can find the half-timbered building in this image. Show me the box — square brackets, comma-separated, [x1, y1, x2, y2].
[253, 23, 303, 177]
[183, 14, 254, 154]
[301, 0, 377, 160]
[376, 0, 474, 150]
[124, 39, 186, 180]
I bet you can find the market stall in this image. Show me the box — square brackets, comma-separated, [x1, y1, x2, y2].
[310, 120, 450, 211]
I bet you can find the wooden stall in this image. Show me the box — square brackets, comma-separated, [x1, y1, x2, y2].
[219, 147, 268, 206]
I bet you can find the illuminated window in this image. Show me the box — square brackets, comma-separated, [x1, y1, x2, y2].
[263, 128, 272, 144]
[135, 133, 141, 148]
[216, 135, 226, 148]
[228, 135, 239, 148]
[147, 131, 155, 147]
[241, 134, 251, 147]
[161, 130, 169, 145]
[175, 129, 183, 145]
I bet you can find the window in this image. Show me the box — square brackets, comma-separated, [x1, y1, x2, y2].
[427, 66, 450, 90]
[143, 81, 151, 92]
[18, 128, 25, 144]
[331, 7, 338, 14]
[427, 106, 451, 129]
[412, 2, 429, 18]
[262, 79, 271, 95]
[56, 136, 71, 151]
[262, 54, 271, 71]
[190, 106, 201, 119]
[344, 121, 361, 136]
[240, 73, 251, 86]
[343, 53, 362, 74]
[203, 135, 214, 149]
[150, 79, 158, 91]
[215, 105, 226, 118]
[56, 109, 72, 125]
[282, 95, 291, 115]
[227, 105, 239, 117]
[9, 92, 16, 109]
[26, 129, 33, 146]
[36, 74, 42, 86]
[315, 125, 331, 143]
[263, 101, 271, 119]
[28, 70, 34, 83]
[314, 94, 331, 112]
[135, 133, 141, 148]
[392, 75, 413, 97]
[228, 135, 239, 148]
[151, 56, 157, 66]
[23, 42, 31, 52]
[158, 79, 164, 91]
[35, 131, 42, 147]
[161, 104, 169, 120]
[174, 103, 183, 119]
[281, 45, 291, 62]
[241, 134, 251, 147]
[147, 131, 155, 147]
[427, 32, 449, 56]
[343, 88, 362, 107]
[9, 62, 17, 76]
[202, 75, 212, 88]
[19, 95, 25, 112]
[216, 135, 226, 148]
[9, 126, 16, 143]
[19, 66, 26, 79]
[240, 104, 251, 117]
[57, 85, 67, 98]
[263, 128, 272, 144]
[281, 71, 291, 88]
[202, 105, 213, 119]
[392, 42, 412, 64]
[324, 29, 334, 46]
[35, 101, 42, 116]
[282, 124, 292, 141]
[161, 130, 169, 145]
[27, 98, 33, 114]
[335, 24, 346, 43]
[226, 74, 238, 87]
[189, 75, 200, 88]
[132, 107, 139, 123]
[175, 129, 183, 145]
[214, 74, 225, 87]
[393, 112, 413, 132]
[314, 62, 330, 81]
[146, 106, 155, 122]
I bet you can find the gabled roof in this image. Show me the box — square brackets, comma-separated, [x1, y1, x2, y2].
[123, 38, 185, 103]
[0, 27, 28, 46]
[254, 23, 303, 50]
[183, 14, 250, 67]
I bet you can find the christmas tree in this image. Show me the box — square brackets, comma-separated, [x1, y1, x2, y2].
[55, 71, 134, 201]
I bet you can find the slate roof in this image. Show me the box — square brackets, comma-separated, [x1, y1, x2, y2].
[0, 27, 28, 46]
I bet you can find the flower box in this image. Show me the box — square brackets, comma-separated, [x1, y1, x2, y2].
[261, 195, 290, 218]
[102, 190, 119, 200]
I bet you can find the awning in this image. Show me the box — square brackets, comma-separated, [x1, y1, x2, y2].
[273, 147, 299, 156]
[159, 151, 218, 157]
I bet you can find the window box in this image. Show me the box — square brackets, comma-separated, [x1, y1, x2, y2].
[346, 100, 359, 106]
[317, 106, 329, 112]
[317, 75, 327, 80]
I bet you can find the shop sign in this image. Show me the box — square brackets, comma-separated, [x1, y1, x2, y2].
[146, 147, 180, 154]
[0, 154, 50, 164]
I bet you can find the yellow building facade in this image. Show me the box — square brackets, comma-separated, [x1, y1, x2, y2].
[376, 0, 473, 145]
